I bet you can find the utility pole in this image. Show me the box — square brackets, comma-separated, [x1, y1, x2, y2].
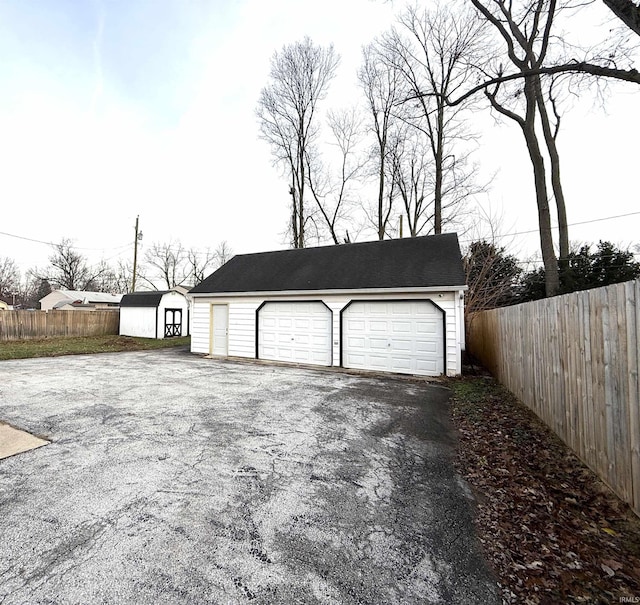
[131, 216, 142, 292]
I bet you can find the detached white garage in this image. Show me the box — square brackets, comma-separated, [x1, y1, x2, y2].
[189, 233, 467, 376]
[120, 290, 190, 339]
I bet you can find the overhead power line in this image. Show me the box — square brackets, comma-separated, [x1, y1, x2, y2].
[457, 210, 640, 245]
[0, 229, 130, 252]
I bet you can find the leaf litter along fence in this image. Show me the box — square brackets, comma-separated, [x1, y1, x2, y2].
[468, 279, 640, 517]
[0, 310, 120, 341]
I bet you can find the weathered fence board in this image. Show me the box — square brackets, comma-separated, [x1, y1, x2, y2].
[0, 310, 119, 341]
[468, 279, 640, 517]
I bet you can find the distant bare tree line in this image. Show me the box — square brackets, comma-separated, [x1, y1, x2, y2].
[0, 239, 233, 308]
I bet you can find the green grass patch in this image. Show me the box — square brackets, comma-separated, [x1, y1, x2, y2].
[447, 375, 505, 423]
[0, 335, 191, 361]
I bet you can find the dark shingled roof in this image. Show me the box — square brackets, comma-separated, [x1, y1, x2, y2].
[120, 291, 172, 307]
[190, 233, 465, 294]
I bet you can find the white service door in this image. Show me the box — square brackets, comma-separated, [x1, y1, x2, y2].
[258, 302, 332, 366]
[211, 304, 228, 356]
[342, 301, 444, 376]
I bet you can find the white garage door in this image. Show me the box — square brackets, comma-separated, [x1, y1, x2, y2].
[342, 301, 444, 376]
[258, 302, 332, 366]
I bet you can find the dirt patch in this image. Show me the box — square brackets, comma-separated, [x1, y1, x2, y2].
[449, 369, 640, 604]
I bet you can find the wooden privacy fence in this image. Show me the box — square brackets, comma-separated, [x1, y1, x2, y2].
[468, 279, 640, 517]
[0, 310, 120, 341]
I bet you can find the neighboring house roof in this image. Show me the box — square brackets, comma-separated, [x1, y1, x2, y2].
[52, 302, 94, 310]
[39, 290, 123, 305]
[190, 233, 466, 295]
[120, 291, 172, 308]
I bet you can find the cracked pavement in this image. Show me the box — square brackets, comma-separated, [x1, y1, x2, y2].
[0, 348, 499, 604]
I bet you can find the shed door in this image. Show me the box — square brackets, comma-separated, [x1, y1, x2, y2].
[164, 309, 182, 338]
[342, 301, 444, 376]
[258, 302, 332, 366]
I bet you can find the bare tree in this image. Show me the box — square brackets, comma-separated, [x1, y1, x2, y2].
[214, 241, 234, 267]
[18, 271, 51, 309]
[469, 0, 563, 296]
[257, 37, 340, 248]
[142, 240, 188, 290]
[0, 257, 20, 300]
[399, 0, 640, 295]
[384, 3, 487, 235]
[464, 240, 522, 316]
[306, 108, 366, 244]
[358, 42, 404, 239]
[388, 126, 432, 237]
[92, 260, 132, 293]
[187, 248, 217, 286]
[42, 239, 107, 291]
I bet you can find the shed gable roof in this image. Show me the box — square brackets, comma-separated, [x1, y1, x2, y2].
[120, 291, 171, 308]
[190, 233, 466, 295]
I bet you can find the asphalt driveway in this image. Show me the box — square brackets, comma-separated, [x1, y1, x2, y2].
[0, 348, 499, 604]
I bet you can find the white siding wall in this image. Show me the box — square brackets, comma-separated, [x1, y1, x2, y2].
[228, 302, 261, 357]
[189, 291, 464, 375]
[120, 307, 156, 338]
[191, 300, 210, 353]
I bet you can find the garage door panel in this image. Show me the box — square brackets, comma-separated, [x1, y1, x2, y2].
[368, 304, 381, 314]
[370, 321, 387, 332]
[348, 336, 366, 349]
[367, 354, 388, 368]
[259, 302, 332, 366]
[391, 339, 412, 352]
[417, 359, 439, 373]
[367, 337, 387, 351]
[391, 304, 411, 315]
[390, 357, 412, 371]
[347, 319, 365, 331]
[343, 301, 444, 377]
[262, 317, 277, 329]
[416, 340, 438, 354]
[348, 352, 366, 364]
[416, 321, 438, 334]
[391, 321, 411, 333]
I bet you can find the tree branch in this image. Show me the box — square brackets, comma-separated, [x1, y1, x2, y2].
[603, 0, 640, 37]
[403, 61, 640, 107]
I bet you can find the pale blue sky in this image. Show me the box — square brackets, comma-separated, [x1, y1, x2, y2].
[1, 0, 638, 277]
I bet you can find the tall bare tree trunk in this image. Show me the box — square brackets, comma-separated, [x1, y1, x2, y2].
[433, 103, 445, 234]
[521, 82, 560, 296]
[534, 75, 569, 268]
[297, 140, 305, 248]
[523, 125, 560, 296]
[378, 155, 386, 240]
[486, 78, 560, 297]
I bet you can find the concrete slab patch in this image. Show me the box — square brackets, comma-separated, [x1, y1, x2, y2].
[0, 422, 49, 460]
